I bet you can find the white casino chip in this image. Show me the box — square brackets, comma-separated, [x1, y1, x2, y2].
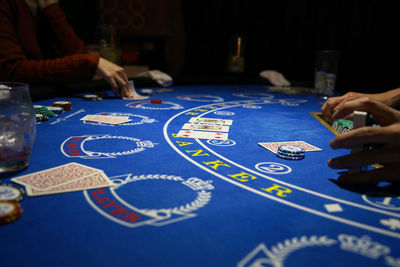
[0, 185, 24, 202]
[278, 145, 305, 154]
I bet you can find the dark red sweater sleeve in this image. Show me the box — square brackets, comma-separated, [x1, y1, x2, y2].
[0, 0, 99, 83]
[9, 54, 100, 83]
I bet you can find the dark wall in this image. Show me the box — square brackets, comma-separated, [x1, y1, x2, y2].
[182, 0, 400, 94]
[59, 0, 99, 43]
[60, 0, 400, 94]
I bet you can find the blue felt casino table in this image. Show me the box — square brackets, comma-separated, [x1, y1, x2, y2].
[1, 84, 400, 267]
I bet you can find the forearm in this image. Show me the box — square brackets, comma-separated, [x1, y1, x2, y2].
[373, 88, 400, 108]
[3, 54, 99, 83]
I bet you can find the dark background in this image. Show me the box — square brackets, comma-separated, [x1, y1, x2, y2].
[60, 0, 400, 95]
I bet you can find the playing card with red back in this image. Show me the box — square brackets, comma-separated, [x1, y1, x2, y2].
[11, 162, 102, 191]
[258, 141, 322, 154]
[25, 171, 114, 196]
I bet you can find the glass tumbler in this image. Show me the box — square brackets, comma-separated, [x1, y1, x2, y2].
[0, 82, 36, 176]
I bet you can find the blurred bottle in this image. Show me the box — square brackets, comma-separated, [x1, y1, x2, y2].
[314, 50, 340, 99]
[99, 24, 122, 65]
[227, 35, 246, 73]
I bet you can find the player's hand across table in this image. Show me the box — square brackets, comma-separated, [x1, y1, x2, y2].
[321, 88, 400, 121]
[96, 57, 130, 98]
[321, 92, 370, 121]
[327, 97, 400, 185]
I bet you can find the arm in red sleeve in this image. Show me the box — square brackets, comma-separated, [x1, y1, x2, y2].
[0, 0, 99, 83]
[9, 54, 100, 83]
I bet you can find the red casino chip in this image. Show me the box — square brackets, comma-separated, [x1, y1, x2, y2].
[150, 99, 162, 104]
[52, 101, 72, 111]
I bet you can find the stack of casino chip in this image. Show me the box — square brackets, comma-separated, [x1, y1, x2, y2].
[34, 105, 56, 120]
[52, 101, 72, 111]
[46, 106, 64, 115]
[276, 145, 305, 160]
[0, 184, 25, 202]
[332, 119, 353, 134]
[0, 184, 24, 224]
[0, 201, 23, 224]
[35, 113, 48, 122]
[82, 94, 103, 101]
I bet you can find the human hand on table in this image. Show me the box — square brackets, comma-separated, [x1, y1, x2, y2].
[96, 57, 130, 98]
[321, 92, 372, 121]
[321, 88, 400, 121]
[327, 97, 400, 185]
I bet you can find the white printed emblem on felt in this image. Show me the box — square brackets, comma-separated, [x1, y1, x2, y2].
[324, 203, 343, 213]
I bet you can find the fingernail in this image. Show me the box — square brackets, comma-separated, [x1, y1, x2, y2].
[328, 158, 338, 168]
[327, 158, 333, 167]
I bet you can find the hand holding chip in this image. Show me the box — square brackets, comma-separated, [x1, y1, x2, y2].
[327, 97, 400, 185]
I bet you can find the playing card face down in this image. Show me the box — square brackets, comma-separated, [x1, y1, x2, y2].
[25, 171, 114, 196]
[258, 141, 321, 153]
[11, 163, 101, 191]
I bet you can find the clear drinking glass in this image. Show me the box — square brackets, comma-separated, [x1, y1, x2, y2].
[314, 50, 340, 99]
[0, 82, 36, 176]
[99, 24, 122, 65]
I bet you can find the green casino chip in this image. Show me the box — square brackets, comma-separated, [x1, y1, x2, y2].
[332, 119, 353, 134]
[34, 105, 56, 118]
